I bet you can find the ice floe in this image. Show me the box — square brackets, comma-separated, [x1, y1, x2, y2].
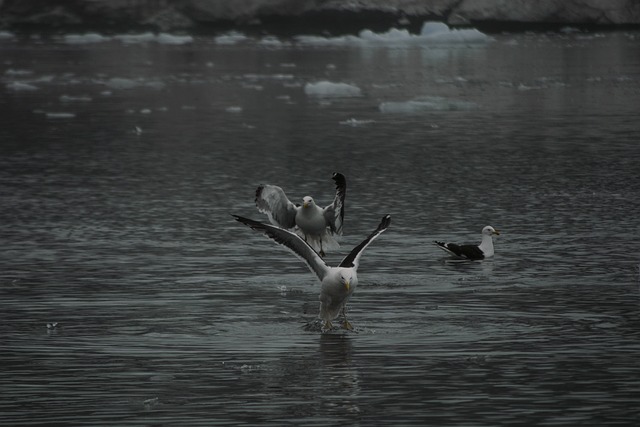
[339, 118, 375, 127]
[215, 31, 249, 45]
[62, 32, 193, 45]
[45, 112, 76, 119]
[63, 33, 110, 44]
[379, 96, 478, 113]
[304, 81, 362, 98]
[104, 77, 165, 90]
[60, 95, 92, 102]
[6, 81, 39, 91]
[296, 21, 490, 46]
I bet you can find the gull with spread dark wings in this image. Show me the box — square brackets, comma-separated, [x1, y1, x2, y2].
[233, 214, 391, 331]
[255, 172, 346, 256]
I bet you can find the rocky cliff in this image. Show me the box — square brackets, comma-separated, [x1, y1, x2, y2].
[1, 0, 639, 33]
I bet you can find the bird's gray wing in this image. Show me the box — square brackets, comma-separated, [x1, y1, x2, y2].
[232, 215, 330, 281]
[255, 184, 298, 229]
[323, 172, 346, 235]
[338, 215, 390, 269]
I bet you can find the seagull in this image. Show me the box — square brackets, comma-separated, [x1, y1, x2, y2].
[232, 214, 391, 331]
[255, 172, 346, 256]
[434, 226, 500, 260]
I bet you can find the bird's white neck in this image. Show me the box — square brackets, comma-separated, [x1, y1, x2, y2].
[478, 234, 494, 257]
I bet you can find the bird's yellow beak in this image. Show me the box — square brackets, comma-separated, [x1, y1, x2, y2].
[303, 202, 309, 208]
[344, 281, 350, 291]
[493, 229, 501, 235]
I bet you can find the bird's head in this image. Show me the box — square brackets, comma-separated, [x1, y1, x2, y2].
[302, 196, 314, 208]
[483, 225, 500, 236]
[339, 272, 353, 292]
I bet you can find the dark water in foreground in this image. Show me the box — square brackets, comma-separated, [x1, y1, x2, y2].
[1, 29, 639, 425]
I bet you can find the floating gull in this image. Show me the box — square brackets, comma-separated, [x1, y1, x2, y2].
[255, 172, 346, 256]
[434, 226, 500, 260]
[233, 214, 391, 331]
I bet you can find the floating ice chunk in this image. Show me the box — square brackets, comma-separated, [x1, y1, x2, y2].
[215, 31, 248, 45]
[6, 82, 38, 91]
[63, 33, 111, 44]
[156, 33, 193, 45]
[106, 77, 138, 89]
[5, 69, 33, 76]
[295, 34, 360, 46]
[111, 32, 191, 45]
[46, 112, 76, 119]
[297, 21, 490, 46]
[304, 81, 362, 98]
[226, 106, 243, 113]
[0, 31, 15, 40]
[60, 95, 92, 102]
[420, 22, 450, 36]
[379, 96, 477, 113]
[359, 28, 413, 42]
[105, 77, 165, 90]
[259, 36, 286, 47]
[113, 32, 157, 44]
[339, 118, 375, 127]
[418, 21, 490, 43]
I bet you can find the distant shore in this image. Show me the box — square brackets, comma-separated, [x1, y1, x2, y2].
[1, 0, 639, 35]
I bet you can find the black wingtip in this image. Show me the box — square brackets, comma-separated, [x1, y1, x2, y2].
[232, 214, 263, 230]
[254, 185, 265, 205]
[332, 172, 346, 188]
[378, 214, 391, 230]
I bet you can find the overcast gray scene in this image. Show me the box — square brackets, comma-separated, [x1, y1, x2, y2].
[1, 1, 639, 425]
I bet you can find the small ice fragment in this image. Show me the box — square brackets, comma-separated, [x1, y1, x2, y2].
[46, 322, 58, 329]
[46, 112, 76, 119]
[225, 106, 243, 113]
[60, 95, 92, 102]
[63, 33, 110, 44]
[339, 118, 375, 127]
[215, 31, 248, 45]
[6, 82, 38, 91]
[304, 81, 362, 98]
[156, 33, 193, 45]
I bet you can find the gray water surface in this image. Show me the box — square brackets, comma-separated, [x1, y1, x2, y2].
[1, 29, 639, 425]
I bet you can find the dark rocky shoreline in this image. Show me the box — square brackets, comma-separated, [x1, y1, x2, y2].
[1, 0, 639, 35]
